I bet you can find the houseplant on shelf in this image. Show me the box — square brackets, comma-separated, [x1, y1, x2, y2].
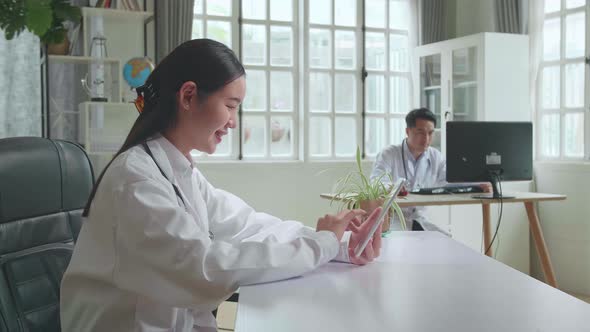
[0, 0, 81, 54]
[331, 147, 406, 233]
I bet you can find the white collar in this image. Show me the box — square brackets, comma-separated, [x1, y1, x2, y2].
[147, 135, 193, 180]
[403, 139, 431, 164]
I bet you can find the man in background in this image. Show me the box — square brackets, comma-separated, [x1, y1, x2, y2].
[370, 108, 489, 232]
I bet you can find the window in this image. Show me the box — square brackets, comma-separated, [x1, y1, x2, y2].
[192, 0, 414, 160]
[538, 0, 588, 160]
[192, 0, 239, 158]
[306, 0, 362, 159]
[241, 0, 298, 159]
[364, 0, 411, 157]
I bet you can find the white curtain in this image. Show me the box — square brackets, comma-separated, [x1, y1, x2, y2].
[421, 0, 446, 44]
[528, 0, 545, 161]
[0, 31, 42, 138]
[155, 0, 196, 64]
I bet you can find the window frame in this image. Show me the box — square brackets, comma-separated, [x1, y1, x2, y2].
[192, 0, 414, 162]
[240, 0, 300, 160]
[537, 0, 589, 161]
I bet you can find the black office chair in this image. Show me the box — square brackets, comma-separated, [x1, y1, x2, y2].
[0, 137, 94, 332]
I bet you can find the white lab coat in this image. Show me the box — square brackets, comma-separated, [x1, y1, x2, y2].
[370, 140, 447, 231]
[60, 135, 350, 332]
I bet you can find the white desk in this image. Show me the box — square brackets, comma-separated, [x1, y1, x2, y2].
[321, 192, 566, 288]
[235, 232, 589, 332]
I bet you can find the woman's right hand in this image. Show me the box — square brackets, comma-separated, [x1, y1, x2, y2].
[316, 209, 367, 241]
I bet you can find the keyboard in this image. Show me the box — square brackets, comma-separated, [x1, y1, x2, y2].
[410, 185, 484, 195]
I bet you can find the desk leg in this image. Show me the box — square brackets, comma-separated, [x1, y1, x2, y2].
[524, 202, 558, 288]
[482, 204, 492, 257]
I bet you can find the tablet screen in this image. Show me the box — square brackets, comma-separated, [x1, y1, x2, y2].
[353, 177, 406, 257]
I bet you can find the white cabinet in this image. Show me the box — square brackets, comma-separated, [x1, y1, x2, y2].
[412, 33, 532, 274]
[413, 32, 530, 152]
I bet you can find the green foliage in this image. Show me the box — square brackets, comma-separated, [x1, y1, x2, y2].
[331, 146, 406, 230]
[0, 0, 81, 43]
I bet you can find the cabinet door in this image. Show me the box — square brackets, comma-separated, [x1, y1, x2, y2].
[451, 46, 479, 122]
[419, 53, 443, 150]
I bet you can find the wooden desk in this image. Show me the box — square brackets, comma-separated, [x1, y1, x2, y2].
[236, 232, 589, 332]
[320, 192, 566, 288]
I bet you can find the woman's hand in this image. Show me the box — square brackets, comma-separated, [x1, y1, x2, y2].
[316, 209, 366, 241]
[346, 207, 383, 265]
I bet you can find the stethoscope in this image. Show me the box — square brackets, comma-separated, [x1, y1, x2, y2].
[142, 142, 214, 240]
[401, 138, 409, 180]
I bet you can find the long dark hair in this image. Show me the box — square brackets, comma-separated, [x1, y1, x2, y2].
[83, 39, 245, 217]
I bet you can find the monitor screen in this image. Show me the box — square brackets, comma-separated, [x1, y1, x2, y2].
[446, 121, 533, 183]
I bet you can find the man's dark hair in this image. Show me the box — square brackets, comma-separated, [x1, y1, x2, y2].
[405, 108, 437, 128]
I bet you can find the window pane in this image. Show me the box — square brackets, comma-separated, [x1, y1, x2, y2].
[567, 0, 586, 8]
[390, 76, 409, 114]
[389, 0, 409, 30]
[194, 0, 203, 14]
[206, 0, 231, 16]
[541, 114, 560, 157]
[335, 30, 356, 69]
[335, 0, 356, 27]
[270, 26, 292, 66]
[310, 117, 332, 156]
[390, 118, 405, 145]
[271, 0, 292, 21]
[207, 21, 232, 47]
[565, 63, 585, 108]
[545, 0, 560, 13]
[335, 117, 357, 156]
[366, 75, 386, 113]
[213, 131, 231, 156]
[335, 74, 355, 113]
[192, 19, 203, 39]
[270, 71, 293, 112]
[366, 0, 386, 28]
[243, 116, 266, 157]
[309, 72, 331, 112]
[270, 117, 293, 156]
[564, 113, 584, 157]
[566, 13, 585, 59]
[390, 34, 408, 72]
[542, 66, 560, 109]
[365, 117, 386, 156]
[310, 0, 332, 24]
[242, 0, 265, 19]
[243, 24, 266, 65]
[366, 32, 386, 70]
[244, 70, 266, 111]
[309, 29, 332, 68]
[543, 18, 560, 61]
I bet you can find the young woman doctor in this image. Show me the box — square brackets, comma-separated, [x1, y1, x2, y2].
[60, 39, 383, 332]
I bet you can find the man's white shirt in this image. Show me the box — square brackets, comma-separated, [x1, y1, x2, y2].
[370, 140, 447, 231]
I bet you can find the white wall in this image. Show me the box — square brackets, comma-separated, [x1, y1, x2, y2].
[534, 163, 590, 295]
[446, 0, 497, 39]
[198, 161, 370, 227]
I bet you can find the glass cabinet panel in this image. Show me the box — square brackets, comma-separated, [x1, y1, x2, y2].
[452, 47, 478, 121]
[419, 54, 442, 128]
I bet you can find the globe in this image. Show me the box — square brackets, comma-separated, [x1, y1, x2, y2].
[122, 57, 155, 89]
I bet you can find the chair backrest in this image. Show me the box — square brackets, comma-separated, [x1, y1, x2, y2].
[0, 137, 94, 332]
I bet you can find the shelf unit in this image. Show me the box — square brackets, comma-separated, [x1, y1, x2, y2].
[48, 7, 153, 172]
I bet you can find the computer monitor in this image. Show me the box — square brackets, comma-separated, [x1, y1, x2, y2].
[446, 121, 533, 199]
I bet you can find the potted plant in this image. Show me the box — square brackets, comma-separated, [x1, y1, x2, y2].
[331, 147, 406, 233]
[0, 0, 81, 55]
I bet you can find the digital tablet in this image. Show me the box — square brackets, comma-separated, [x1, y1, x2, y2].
[353, 177, 406, 257]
